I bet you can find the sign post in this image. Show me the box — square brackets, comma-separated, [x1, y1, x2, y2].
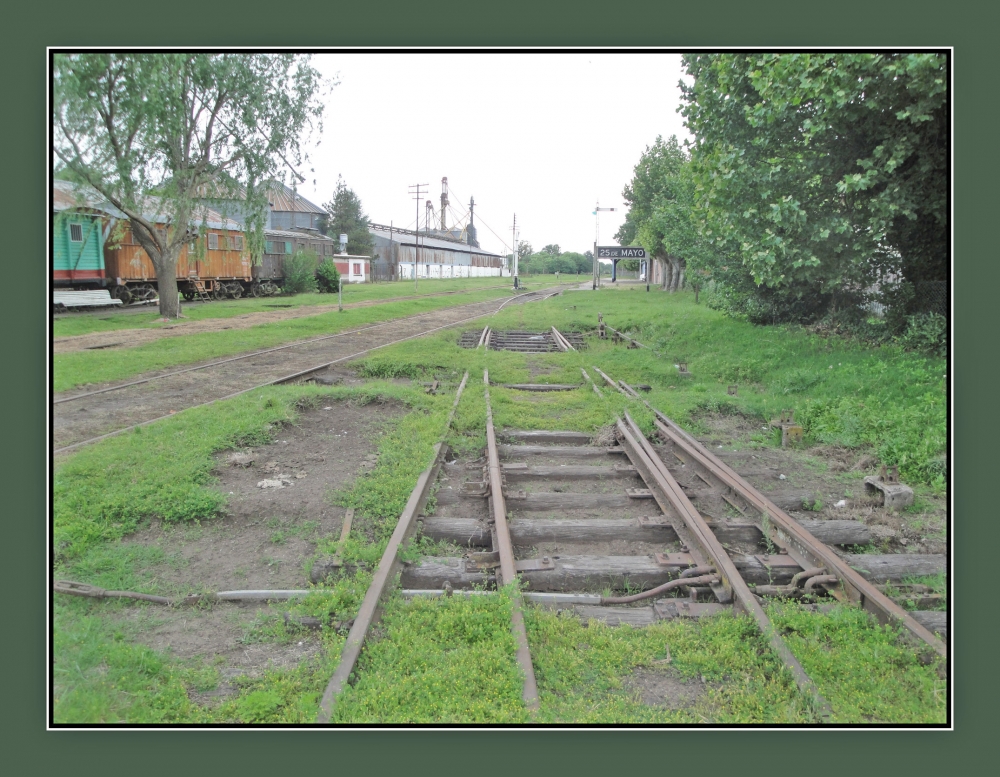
[597, 246, 648, 283]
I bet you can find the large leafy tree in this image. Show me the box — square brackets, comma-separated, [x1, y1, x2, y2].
[680, 52, 947, 322]
[53, 53, 326, 318]
[321, 176, 374, 256]
[616, 135, 703, 291]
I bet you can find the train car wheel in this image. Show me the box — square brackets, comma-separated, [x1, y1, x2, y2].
[230, 283, 243, 299]
[182, 291, 196, 301]
[212, 284, 226, 301]
[110, 285, 133, 305]
[251, 282, 263, 298]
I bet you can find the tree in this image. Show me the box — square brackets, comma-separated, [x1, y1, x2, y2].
[321, 176, 374, 257]
[53, 53, 327, 318]
[516, 240, 534, 267]
[541, 243, 561, 257]
[617, 135, 698, 291]
[680, 52, 947, 323]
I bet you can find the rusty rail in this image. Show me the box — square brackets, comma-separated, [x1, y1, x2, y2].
[484, 369, 541, 711]
[316, 371, 469, 723]
[596, 366, 947, 662]
[55, 308, 500, 455]
[613, 415, 832, 720]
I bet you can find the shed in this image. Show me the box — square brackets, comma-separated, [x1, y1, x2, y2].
[370, 224, 505, 280]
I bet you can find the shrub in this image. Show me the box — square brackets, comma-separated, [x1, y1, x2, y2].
[282, 249, 318, 295]
[316, 259, 341, 293]
[896, 312, 948, 357]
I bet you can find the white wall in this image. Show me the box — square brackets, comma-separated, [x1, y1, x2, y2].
[397, 263, 501, 280]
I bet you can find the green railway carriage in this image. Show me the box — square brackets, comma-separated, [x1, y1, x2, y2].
[52, 181, 107, 288]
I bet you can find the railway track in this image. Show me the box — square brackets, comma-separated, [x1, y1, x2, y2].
[316, 367, 947, 723]
[53, 286, 570, 453]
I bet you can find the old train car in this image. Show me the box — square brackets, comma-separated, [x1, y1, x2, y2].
[52, 182, 107, 289]
[251, 229, 338, 295]
[101, 202, 251, 302]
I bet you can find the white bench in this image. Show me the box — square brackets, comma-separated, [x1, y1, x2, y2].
[53, 290, 123, 309]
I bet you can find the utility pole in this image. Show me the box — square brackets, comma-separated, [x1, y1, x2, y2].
[409, 183, 427, 291]
[512, 214, 518, 289]
[593, 202, 616, 290]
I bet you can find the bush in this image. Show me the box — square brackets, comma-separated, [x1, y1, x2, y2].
[316, 259, 341, 293]
[282, 249, 318, 295]
[896, 312, 948, 357]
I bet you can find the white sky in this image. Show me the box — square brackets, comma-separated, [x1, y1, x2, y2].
[294, 52, 692, 258]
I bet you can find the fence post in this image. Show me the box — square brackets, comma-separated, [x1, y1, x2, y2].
[338, 277, 342, 312]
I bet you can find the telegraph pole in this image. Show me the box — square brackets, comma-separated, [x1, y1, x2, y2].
[512, 214, 519, 289]
[409, 183, 427, 291]
[592, 202, 615, 290]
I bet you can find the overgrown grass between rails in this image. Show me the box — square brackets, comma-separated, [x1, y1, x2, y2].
[332, 587, 526, 723]
[54, 286, 544, 393]
[372, 288, 944, 489]
[53, 276, 569, 338]
[526, 607, 814, 723]
[766, 602, 946, 723]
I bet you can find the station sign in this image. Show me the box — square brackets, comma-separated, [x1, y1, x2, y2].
[597, 246, 647, 259]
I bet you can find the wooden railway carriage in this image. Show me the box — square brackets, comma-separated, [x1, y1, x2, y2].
[100, 202, 251, 303]
[253, 229, 337, 295]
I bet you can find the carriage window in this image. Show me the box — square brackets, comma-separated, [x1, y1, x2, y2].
[285, 241, 292, 254]
[325, 244, 333, 255]
[231, 235, 243, 250]
[207, 233, 219, 250]
[69, 223, 83, 242]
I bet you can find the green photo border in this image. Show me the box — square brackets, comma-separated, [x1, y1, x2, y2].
[9, 0, 986, 770]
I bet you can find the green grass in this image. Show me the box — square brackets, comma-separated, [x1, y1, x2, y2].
[55, 287, 516, 392]
[333, 588, 526, 723]
[53, 276, 569, 338]
[52, 285, 947, 724]
[361, 287, 946, 489]
[767, 602, 946, 723]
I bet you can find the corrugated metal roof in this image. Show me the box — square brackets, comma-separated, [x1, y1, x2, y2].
[53, 181, 243, 231]
[53, 179, 104, 212]
[265, 181, 326, 214]
[265, 228, 334, 240]
[371, 227, 502, 257]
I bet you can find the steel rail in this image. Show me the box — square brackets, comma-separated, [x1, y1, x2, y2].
[484, 370, 541, 711]
[54, 308, 510, 455]
[614, 414, 832, 721]
[316, 371, 470, 724]
[598, 366, 947, 660]
[651, 403, 946, 659]
[55, 290, 546, 405]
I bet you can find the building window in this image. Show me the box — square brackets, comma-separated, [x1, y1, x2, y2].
[69, 223, 83, 242]
[207, 233, 219, 250]
[353, 263, 361, 275]
[325, 244, 333, 256]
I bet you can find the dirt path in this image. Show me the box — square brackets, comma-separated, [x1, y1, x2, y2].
[53, 297, 509, 452]
[53, 286, 518, 354]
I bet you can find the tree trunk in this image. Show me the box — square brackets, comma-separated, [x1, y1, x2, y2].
[152, 248, 183, 319]
[667, 255, 686, 292]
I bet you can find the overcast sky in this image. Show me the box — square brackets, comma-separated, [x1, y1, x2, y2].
[296, 53, 692, 257]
